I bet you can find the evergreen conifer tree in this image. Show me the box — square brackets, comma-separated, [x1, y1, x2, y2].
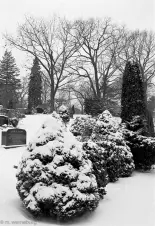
[121, 60, 154, 136]
[121, 61, 147, 122]
[0, 50, 21, 108]
[28, 57, 42, 111]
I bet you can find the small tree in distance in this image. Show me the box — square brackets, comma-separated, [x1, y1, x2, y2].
[28, 57, 42, 112]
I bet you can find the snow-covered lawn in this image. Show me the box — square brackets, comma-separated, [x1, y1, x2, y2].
[0, 114, 155, 226]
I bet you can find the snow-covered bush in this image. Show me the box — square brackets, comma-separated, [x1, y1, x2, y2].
[120, 117, 155, 170]
[123, 115, 149, 136]
[10, 117, 19, 127]
[97, 110, 120, 129]
[82, 140, 108, 198]
[16, 117, 100, 220]
[58, 105, 70, 124]
[70, 115, 96, 141]
[91, 110, 135, 182]
[122, 128, 155, 170]
[51, 111, 61, 121]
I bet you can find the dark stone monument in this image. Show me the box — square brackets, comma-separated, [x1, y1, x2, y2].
[0, 115, 9, 126]
[2, 128, 26, 147]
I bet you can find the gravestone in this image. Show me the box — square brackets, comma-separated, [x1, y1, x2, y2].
[2, 128, 26, 147]
[0, 115, 9, 126]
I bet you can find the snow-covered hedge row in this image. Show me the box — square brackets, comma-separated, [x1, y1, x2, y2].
[70, 111, 135, 182]
[16, 116, 100, 220]
[71, 109, 155, 176]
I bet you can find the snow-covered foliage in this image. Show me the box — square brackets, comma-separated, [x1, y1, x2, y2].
[58, 105, 70, 124]
[82, 140, 108, 198]
[97, 110, 120, 129]
[10, 117, 19, 127]
[2, 113, 155, 226]
[59, 105, 68, 112]
[16, 116, 100, 220]
[70, 115, 96, 141]
[120, 116, 155, 170]
[51, 111, 61, 121]
[122, 128, 155, 170]
[123, 115, 148, 136]
[91, 110, 135, 182]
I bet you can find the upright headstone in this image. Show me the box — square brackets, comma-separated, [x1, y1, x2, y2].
[2, 128, 26, 147]
[0, 115, 9, 126]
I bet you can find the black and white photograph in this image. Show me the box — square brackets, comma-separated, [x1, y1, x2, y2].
[0, 0, 154, 225]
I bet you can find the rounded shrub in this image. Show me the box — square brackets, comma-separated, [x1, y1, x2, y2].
[122, 128, 155, 171]
[82, 140, 109, 198]
[91, 110, 135, 182]
[120, 116, 155, 170]
[16, 117, 100, 220]
[70, 115, 96, 141]
[123, 115, 149, 136]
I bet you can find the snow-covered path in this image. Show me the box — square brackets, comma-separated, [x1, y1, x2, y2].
[0, 115, 155, 226]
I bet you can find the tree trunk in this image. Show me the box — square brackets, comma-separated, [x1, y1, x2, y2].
[102, 77, 107, 108]
[50, 74, 55, 112]
[140, 65, 147, 106]
[81, 104, 84, 114]
[50, 87, 55, 112]
[94, 64, 101, 99]
[144, 81, 147, 104]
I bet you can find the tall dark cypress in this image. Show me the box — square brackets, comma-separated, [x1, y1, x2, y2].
[28, 57, 42, 111]
[0, 50, 21, 108]
[121, 61, 147, 122]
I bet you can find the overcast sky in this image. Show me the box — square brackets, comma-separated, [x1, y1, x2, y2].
[0, 0, 154, 76]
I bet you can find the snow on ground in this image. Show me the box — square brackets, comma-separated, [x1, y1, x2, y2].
[0, 114, 155, 226]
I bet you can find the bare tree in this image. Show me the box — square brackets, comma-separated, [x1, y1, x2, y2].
[17, 75, 29, 108]
[98, 26, 126, 103]
[118, 30, 155, 93]
[4, 16, 79, 111]
[70, 18, 124, 106]
[55, 91, 69, 111]
[69, 80, 93, 113]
